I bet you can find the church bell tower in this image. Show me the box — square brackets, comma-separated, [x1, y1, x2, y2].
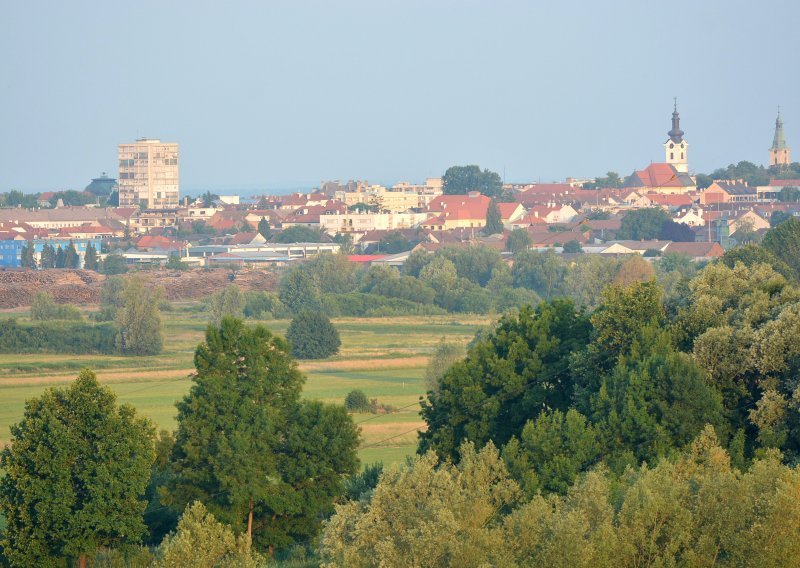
[770, 109, 791, 167]
[664, 99, 689, 173]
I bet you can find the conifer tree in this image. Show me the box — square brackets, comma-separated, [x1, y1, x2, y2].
[257, 216, 271, 240]
[40, 243, 55, 269]
[64, 240, 80, 268]
[83, 242, 98, 270]
[484, 199, 504, 235]
[55, 246, 66, 268]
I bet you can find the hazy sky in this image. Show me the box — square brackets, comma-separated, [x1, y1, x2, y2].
[1, 0, 797, 193]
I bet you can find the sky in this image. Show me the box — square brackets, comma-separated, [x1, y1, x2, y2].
[1, 0, 798, 194]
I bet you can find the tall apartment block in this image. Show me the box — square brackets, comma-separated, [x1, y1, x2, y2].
[118, 138, 179, 209]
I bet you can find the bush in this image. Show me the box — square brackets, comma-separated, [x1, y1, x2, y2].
[286, 311, 341, 359]
[101, 254, 128, 275]
[243, 291, 289, 319]
[321, 292, 446, 317]
[0, 319, 116, 354]
[30, 291, 82, 321]
[344, 389, 370, 412]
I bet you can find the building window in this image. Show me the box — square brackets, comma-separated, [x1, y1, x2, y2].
[670, 152, 674, 160]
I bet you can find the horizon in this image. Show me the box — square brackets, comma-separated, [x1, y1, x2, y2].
[2, 0, 797, 193]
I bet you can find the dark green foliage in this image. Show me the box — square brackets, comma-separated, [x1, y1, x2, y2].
[274, 225, 326, 243]
[286, 311, 341, 359]
[30, 291, 82, 321]
[257, 216, 271, 240]
[589, 328, 725, 470]
[344, 462, 384, 502]
[332, 232, 354, 254]
[377, 231, 413, 253]
[0, 370, 155, 566]
[344, 389, 370, 412]
[512, 249, 566, 300]
[762, 217, 800, 279]
[243, 291, 288, 319]
[562, 239, 583, 253]
[166, 318, 358, 553]
[403, 249, 432, 277]
[770, 210, 793, 227]
[483, 200, 504, 235]
[48, 190, 96, 207]
[143, 431, 179, 545]
[279, 266, 321, 313]
[419, 300, 592, 460]
[0, 319, 116, 354]
[506, 228, 531, 254]
[659, 220, 696, 242]
[585, 171, 623, 189]
[778, 186, 800, 202]
[83, 242, 98, 270]
[165, 255, 189, 270]
[101, 253, 128, 274]
[321, 292, 445, 317]
[617, 208, 671, 240]
[719, 244, 793, 278]
[371, 275, 436, 304]
[304, 252, 357, 294]
[438, 245, 504, 287]
[55, 246, 66, 268]
[503, 409, 600, 496]
[442, 165, 503, 198]
[40, 243, 56, 269]
[64, 241, 80, 268]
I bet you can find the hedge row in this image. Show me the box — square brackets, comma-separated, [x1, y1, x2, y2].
[0, 319, 117, 354]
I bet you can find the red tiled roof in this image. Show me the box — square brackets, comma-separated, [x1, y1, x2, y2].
[629, 163, 684, 188]
[646, 193, 695, 206]
[347, 255, 387, 263]
[427, 193, 491, 221]
[496, 202, 522, 220]
[769, 179, 800, 187]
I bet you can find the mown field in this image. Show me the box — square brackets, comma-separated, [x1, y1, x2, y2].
[0, 306, 488, 466]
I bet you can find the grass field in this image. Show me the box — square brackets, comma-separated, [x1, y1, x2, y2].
[0, 307, 488, 467]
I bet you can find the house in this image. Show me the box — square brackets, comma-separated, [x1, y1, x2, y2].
[421, 192, 491, 231]
[601, 240, 671, 255]
[728, 210, 769, 234]
[528, 204, 578, 224]
[701, 181, 757, 204]
[319, 211, 428, 235]
[496, 202, 526, 229]
[624, 163, 696, 194]
[662, 241, 724, 261]
[674, 208, 705, 227]
[646, 193, 696, 210]
[757, 179, 800, 201]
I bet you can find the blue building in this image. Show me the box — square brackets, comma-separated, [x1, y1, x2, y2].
[0, 238, 26, 268]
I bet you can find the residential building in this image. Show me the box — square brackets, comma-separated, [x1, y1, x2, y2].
[757, 179, 800, 201]
[701, 181, 757, 204]
[118, 138, 179, 209]
[421, 192, 491, 231]
[319, 212, 428, 235]
[770, 110, 791, 167]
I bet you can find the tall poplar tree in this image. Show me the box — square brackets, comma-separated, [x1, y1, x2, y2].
[484, 199, 504, 235]
[165, 318, 359, 553]
[83, 242, 98, 270]
[0, 370, 156, 567]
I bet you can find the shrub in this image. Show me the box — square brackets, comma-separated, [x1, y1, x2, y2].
[344, 389, 370, 412]
[286, 311, 341, 359]
[30, 291, 82, 321]
[0, 319, 116, 354]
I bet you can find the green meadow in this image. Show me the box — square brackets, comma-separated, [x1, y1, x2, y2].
[0, 307, 487, 466]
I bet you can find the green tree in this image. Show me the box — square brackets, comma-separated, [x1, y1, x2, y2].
[403, 249, 432, 277]
[154, 502, 262, 568]
[442, 165, 503, 198]
[40, 243, 55, 269]
[770, 210, 793, 227]
[419, 300, 592, 460]
[511, 249, 566, 300]
[274, 225, 326, 243]
[286, 310, 341, 359]
[83, 242, 98, 270]
[424, 337, 465, 396]
[201, 191, 219, 207]
[278, 266, 322, 313]
[305, 251, 357, 294]
[616, 208, 671, 240]
[483, 199, 503, 235]
[592, 171, 623, 189]
[165, 255, 189, 270]
[0, 370, 155, 567]
[64, 240, 80, 268]
[257, 216, 271, 240]
[332, 232, 354, 254]
[506, 228, 531, 255]
[115, 275, 163, 355]
[55, 245, 66, 268]
[762, 217, 800, 279]
[344, 389, 370, 412]
[377, 231, 413, 253]
[166, 318, 358, 553]
[321, 442, 519, 568]
[30, 291, 82, 321]
[101, 253, 128, 275]
[563, 239, 583, 253]
[778, 186, 800, 202]
[208, 284, 245, 326]
[502, 408, 600, 496]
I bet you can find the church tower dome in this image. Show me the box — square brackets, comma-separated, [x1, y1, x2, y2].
[664, 99, 688, 173]
[770, 109, 791, 167]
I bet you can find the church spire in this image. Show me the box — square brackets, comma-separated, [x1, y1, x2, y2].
[772, 109, 788, 150]
[668, 98, 684, 143]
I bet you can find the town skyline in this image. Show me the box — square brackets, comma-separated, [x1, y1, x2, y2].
[2, 0, 798, 192]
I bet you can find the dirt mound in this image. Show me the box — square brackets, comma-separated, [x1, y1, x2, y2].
[0, 269, 278, 308]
